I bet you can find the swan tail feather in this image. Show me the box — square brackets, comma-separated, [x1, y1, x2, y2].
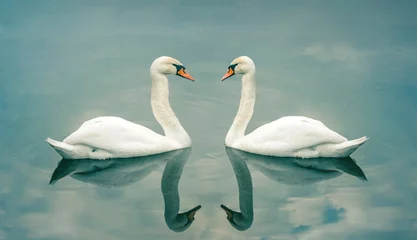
[335, 136, 368, 157]
[45, 138, 75, 158]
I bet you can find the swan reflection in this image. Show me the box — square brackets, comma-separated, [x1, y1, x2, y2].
[49, 147, 201, 232]
[221, 147, 254, 231]
[221, 146, 367, 231]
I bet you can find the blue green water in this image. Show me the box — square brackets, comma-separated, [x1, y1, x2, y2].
[1, 1, 417, 239]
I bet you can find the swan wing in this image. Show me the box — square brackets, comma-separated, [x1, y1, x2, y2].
[64, 116, 168, 150]
[244, 116, 347, 150]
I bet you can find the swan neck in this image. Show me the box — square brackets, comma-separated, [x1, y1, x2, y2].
[150, 71, 190, 145]
[226, 71, 256, 145]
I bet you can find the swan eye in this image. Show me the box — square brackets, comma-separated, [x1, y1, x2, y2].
[229, 63, 238, 70]
[221, 64, 237, 81]
[173, 64, 195, 81]
[172, 63, 184, 72]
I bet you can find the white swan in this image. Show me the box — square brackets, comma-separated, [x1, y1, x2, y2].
[221, 56, 368, 158]
[46, 56, 195, 160]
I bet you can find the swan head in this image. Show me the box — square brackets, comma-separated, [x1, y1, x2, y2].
[221, 56, 255, 81]
[151, 56, 195, 81]
[166, 205, 202, 232]
[220, 204, 252, 231]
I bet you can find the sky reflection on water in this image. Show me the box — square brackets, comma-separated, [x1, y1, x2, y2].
[1, 0, 417, 239]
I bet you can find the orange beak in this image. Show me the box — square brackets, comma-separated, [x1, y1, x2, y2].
[177, 68, 195, 81]
[221, 68, 235, 81]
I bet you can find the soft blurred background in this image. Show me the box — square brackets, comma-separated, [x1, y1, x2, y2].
[1, 0, 416, 239]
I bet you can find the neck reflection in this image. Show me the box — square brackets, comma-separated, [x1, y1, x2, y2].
[49, 147, 201, 232]
[222, 146, 367, 231]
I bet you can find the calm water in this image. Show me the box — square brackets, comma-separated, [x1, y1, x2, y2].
[1, 1, 417, 239]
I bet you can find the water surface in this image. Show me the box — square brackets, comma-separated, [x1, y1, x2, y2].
[1, 0, 417, 239]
